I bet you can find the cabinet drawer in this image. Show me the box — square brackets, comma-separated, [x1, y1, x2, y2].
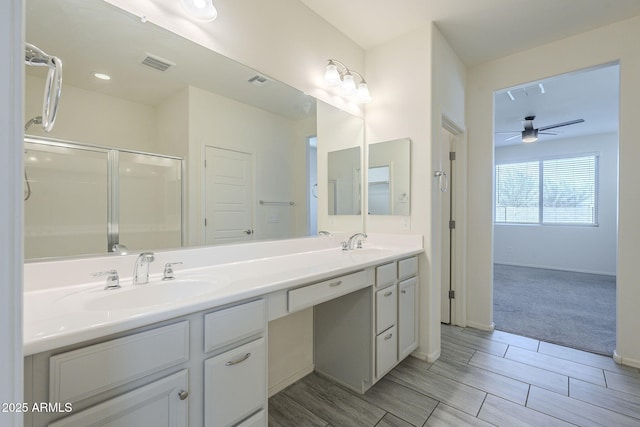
[288, 270, 367, 312]
[204, 337, 266, 427]
[375, 262, 397, 288]
[204, 299, 265, 353]
[50, 321, 189, 404]
[376, 285, 397, 334]
[376, 326, 398, 378]
[398, 256, 418, 279]
[48, 369, 188, 427]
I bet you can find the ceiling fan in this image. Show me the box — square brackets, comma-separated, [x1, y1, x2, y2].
[498, 115, 585, 143]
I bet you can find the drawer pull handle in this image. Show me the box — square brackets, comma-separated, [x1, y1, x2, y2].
[329, 280, 343, 288]
[384, 333, 393, 340]
[226, 352, 252, 366]
[178, 390, 189, 400]
[401, 290, 407, 294]
[384, 291, 393, 297]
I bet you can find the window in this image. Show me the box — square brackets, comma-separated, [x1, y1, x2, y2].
[495, 155, 598, 225]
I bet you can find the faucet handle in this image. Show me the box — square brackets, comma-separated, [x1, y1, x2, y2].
[92, 269, 120, 290]
[162, 262, 183, 281]
[341, 241, 349, 251]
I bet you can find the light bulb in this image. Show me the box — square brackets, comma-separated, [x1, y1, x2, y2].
[341, 73, 356, 95]
[356, 82, 372, 103]
[181, 0, 218, 21]
[324, 63, 341, 86]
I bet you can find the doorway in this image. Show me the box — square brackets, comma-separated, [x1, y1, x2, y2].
[492, 64, 619, 355]
[204, 146, 254, 245]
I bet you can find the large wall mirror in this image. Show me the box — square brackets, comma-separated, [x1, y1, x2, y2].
[327, 147, 362, 215]
[367, 138, 411, 215]
[24, 0, 364, 260]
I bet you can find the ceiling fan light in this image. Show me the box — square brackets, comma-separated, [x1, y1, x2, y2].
[522, 128, 538, 143]
[180, 0, 218, 22]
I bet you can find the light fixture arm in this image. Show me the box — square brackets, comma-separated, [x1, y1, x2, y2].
[327, 59, 367, 84]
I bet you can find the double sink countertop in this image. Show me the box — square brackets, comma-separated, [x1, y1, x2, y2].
[23, 234, 423, 356]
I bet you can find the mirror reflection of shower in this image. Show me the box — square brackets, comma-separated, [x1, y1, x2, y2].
[24, 42, 63, 201]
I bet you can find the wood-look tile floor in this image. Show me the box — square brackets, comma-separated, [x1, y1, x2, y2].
[268, 324, 640, 426]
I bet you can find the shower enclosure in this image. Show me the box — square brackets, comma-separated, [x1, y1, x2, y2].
[24, 137, 183, 259]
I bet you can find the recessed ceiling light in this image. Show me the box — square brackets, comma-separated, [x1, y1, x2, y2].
[93, 73, 111, 81]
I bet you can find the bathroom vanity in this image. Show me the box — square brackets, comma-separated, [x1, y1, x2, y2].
[23, 234, 422, 426]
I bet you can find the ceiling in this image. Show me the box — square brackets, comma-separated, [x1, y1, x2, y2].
[299, 0, 631, 147]
[299, 0, 640, 67]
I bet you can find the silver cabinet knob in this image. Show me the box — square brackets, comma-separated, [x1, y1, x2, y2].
[178, 390, 189, 400]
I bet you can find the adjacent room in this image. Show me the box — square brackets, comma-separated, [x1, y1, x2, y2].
[492, 64, 620, 355]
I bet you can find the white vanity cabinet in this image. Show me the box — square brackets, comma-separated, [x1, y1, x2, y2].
[203, 299, 267, 427]
[314, 255, 420, 393]
[24, 298, 267, 427]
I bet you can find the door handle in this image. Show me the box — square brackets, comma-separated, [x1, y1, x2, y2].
[244, 229, 254, 235]
[434, 171, 448, 193]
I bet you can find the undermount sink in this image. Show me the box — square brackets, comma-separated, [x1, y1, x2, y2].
[84, 278, 224, 311]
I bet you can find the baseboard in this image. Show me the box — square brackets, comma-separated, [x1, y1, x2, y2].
[613, 350, 640, 369]
[466, 321, 495, 332]
[494, 262, 615, 277]
[268, 363, 314, 397]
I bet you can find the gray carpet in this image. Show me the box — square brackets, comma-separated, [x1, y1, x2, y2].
[493, 264, 616, 355]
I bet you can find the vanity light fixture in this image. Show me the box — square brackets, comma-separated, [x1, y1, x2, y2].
[324, 59, 372, 103]
[180, 0, 218, 22]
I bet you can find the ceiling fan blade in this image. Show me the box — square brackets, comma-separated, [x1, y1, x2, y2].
[538, 131, 558, 135]
[538, 119, 584, 131]
[504, 134, 521, 141]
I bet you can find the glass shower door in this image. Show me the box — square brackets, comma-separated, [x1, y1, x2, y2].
[117, 152, 182, 252]
[23, 141, 109, 259]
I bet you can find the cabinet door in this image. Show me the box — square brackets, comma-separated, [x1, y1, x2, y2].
[48, 370, 188, 427]
[399, 277, 418, 359]
[375, 285, 397, 334]
[204, 337, 266, 427]
[376, 326, 397, 378]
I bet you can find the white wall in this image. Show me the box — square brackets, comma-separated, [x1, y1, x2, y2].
[25, 75, 157, 151]
[494, 133, 618, 275]
[0, 0, 24, 421]
[466, 16, 640, 366]
[364, 24, 466, 361]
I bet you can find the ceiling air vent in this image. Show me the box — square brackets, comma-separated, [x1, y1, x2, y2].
[140, 53, 176, 72]
[248, 75, 270, 87]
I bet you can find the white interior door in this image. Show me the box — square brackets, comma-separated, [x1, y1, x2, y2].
[204, 146, 253, 244]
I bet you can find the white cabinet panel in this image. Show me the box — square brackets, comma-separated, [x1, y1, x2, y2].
[204, 337, 266, 427]
[375, 262, 397, 288]
[49, 321, 189, 403]
[375, 285, 397, 334]
[237, 409, 266, 427]
[204, 299, 265, 353]
[288, 270, 367, 312]
[398, 256, 418, 280]
[376, 326, 397, 378]
[48, 369, 188, 427]
[399, 277, 418, 359]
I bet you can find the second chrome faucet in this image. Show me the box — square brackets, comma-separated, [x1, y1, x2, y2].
[133, 252, 155, 285]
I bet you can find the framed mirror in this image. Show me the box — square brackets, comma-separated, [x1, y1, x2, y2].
[367, 138, 411, 215]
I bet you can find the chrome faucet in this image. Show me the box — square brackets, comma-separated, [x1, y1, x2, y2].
[344, 232, 367, 251]
[318, 230, 332, 236]
[133, 252, 155, 285]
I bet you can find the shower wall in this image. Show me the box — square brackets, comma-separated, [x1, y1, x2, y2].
[24, 139, 182, 259]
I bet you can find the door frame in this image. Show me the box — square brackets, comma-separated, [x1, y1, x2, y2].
[440, 113, 468, 327]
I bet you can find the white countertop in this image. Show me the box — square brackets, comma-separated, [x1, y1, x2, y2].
[24, 238, 423, 356]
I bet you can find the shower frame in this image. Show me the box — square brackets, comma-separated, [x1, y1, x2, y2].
[24, 135, 185, 255]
